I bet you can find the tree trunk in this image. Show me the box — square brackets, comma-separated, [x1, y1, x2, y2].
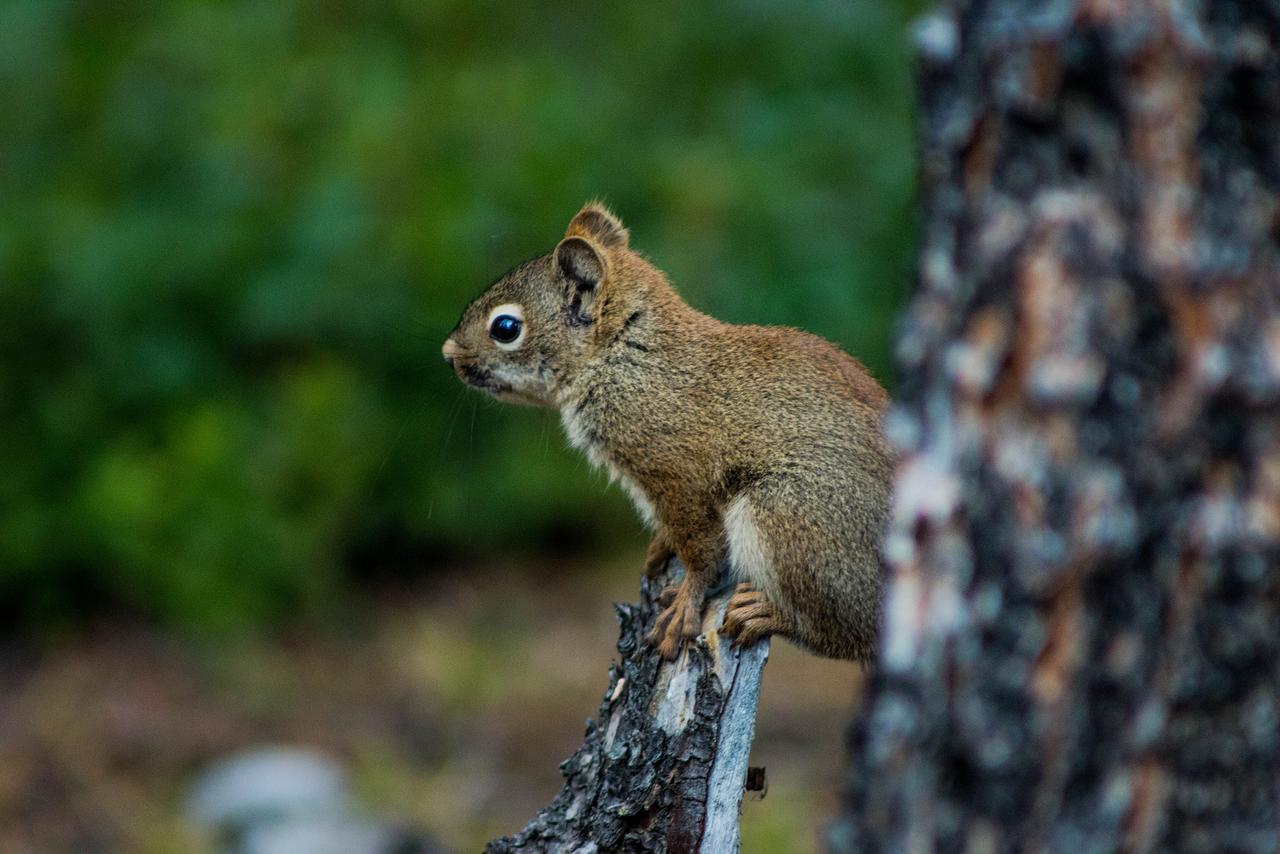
[486, 561, 769, 853]
[833, 1, 1280, 852]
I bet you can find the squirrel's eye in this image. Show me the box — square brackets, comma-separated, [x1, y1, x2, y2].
[489, 314, 523, 344]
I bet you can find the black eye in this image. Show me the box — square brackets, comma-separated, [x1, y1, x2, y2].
[489, 314, 523, 344]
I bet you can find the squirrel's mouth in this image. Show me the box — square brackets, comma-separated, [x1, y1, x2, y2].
[456, 363, 513, 395]
[454, 362, 546, 406]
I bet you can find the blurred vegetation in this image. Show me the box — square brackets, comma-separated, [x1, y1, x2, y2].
[0, 0, 924, 634]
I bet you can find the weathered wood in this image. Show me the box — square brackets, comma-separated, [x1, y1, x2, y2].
[834, 1, 1280, 851]
[486, 560, 769, 853]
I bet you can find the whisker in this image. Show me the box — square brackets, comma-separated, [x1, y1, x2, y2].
[468, 396, 478, 457]
[437, 386, 470, 470]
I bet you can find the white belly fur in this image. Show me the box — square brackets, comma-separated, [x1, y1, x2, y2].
[723, 494, 775, 596]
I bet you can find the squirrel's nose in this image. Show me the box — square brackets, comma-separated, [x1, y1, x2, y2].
[442, 337, 462, 366]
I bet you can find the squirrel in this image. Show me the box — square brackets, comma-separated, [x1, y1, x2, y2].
[443, 203, 893, 661]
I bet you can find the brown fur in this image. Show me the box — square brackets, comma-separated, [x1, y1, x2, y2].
[443, 203, 893, 661]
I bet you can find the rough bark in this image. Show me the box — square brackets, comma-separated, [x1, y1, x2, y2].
[833, 1, 1280, 852]
[486, 561, 769, 853]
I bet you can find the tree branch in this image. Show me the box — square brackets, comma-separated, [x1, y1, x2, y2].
[487, 560, 769, 853]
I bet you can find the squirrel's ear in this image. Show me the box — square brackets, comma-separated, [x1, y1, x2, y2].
[566, 203, 629, 249]
[555, 236, 605, 326]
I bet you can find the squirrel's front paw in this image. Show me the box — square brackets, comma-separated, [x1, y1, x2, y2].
[643, 536, 675, 579]
[645, 583, 704, 660]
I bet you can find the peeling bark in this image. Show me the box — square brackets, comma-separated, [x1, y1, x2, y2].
[834, 1, 1280, 852]
[486, 562, 769, 854]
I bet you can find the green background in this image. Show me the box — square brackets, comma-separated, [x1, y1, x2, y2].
[1, 0, 924, 635]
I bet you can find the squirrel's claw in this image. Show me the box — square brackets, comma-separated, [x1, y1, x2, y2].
[722, 583, 783, 648]
[646, 583, 704, 660]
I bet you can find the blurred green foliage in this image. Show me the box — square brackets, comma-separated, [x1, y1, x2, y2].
[0, 0, 924, 633]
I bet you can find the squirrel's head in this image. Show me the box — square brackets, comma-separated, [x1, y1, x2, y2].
[443, 202, 634, 406]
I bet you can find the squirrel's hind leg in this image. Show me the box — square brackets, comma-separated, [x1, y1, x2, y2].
[724, 484, 878, 661]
